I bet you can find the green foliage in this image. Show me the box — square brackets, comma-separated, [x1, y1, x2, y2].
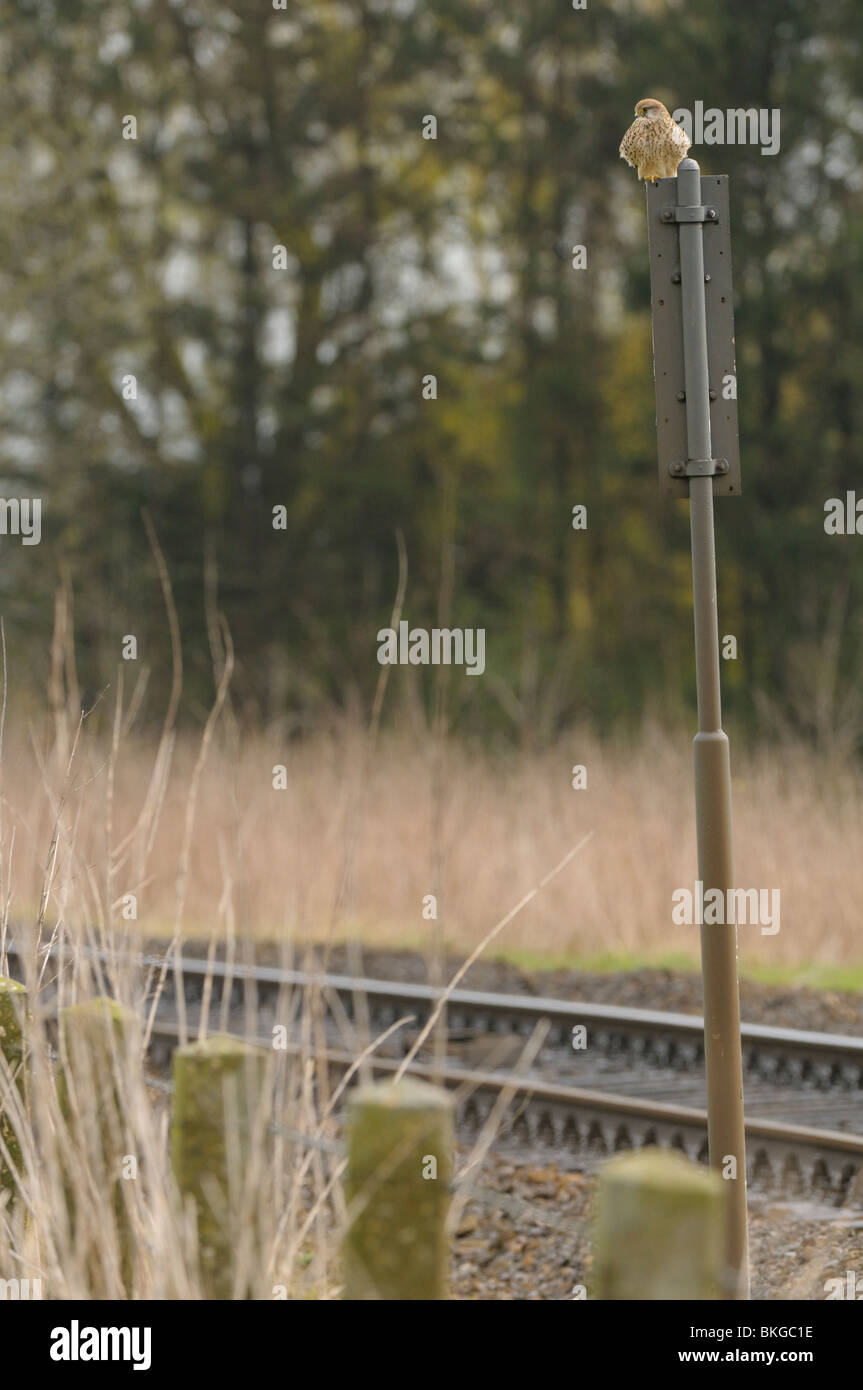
[0, 1, 859, 743]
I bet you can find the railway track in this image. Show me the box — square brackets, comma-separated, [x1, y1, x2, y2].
[5, 942, 863, 1204]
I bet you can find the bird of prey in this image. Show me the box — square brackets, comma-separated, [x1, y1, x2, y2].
[619, 98, 691, 183]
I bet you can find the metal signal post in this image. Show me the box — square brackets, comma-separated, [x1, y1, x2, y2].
[646, 157, 749, 1300]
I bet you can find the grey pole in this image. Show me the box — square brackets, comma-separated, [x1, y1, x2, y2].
[676, 158, 749, 1300]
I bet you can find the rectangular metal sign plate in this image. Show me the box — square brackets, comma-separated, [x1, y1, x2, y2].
[646, 174, 741, 498]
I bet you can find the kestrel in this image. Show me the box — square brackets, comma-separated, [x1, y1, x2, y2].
[619, 98, 691, 183]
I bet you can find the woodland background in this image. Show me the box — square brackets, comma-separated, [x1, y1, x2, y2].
[0, 0, 861, 750]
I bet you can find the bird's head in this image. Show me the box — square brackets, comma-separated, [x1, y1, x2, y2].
[635, 98, 668, 123]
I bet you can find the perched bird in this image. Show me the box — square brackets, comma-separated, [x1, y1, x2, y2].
[619, 97, 690, 183]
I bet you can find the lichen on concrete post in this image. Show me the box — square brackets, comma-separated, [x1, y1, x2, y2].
[0, 977, 28, 1199]
[344, 1077, 454, 1301]
[594, 1146, 725, 1300]
[171, 1035, 270, 1299]
[59, 996, 140, 1293]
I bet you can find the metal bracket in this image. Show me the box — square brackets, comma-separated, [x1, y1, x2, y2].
[668, 457, 729, 479]
[660, 205, 718, 224]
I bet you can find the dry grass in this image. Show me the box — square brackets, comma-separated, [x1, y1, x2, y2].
[0, 704, 859, 976]
[0, 639, 860, 1300]
[0, 955, 355, 1299]
[0, 684, 590, 1300]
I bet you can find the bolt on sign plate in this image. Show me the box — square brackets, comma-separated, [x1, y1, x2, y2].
[646, 174, 741, 498]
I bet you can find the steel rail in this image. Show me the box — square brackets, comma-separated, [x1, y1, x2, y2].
[144, 1019, 863, 1202]
[6, 940, 863, 1070]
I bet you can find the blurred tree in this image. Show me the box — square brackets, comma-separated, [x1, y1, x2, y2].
[0, 0, 859, 747]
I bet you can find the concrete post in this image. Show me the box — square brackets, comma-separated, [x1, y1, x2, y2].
[171, 1035, 269, 1299]
[344, 1078, 453, 1300]
[59, 996, 139, 1293]
[594, 1147, 724, 1299]
[0, 977, 27, 1199]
